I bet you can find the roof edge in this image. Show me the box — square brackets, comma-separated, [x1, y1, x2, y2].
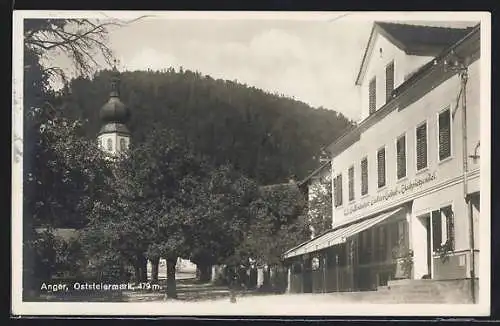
[328, 24, 480, 157]
[297, 160, 331, 187]
[355, 23, 379, 86]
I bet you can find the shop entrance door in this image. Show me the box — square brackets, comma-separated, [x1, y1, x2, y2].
[416, 213, 433, 279]
[424, 215, 432, 278]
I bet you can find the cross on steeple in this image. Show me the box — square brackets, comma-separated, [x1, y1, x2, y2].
[110, 59, 121, 97]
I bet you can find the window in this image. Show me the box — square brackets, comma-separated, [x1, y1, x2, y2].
[348, 166, 355, 201]
[376, 225, 387, 262]
[416, 122, 428, 171]
[377, 147, 386, 188]
[369, 78, 376, 114]
[396, 134, 406, 179]
[432, 205, 455, 252]
[438, 108, 452, 161]
[334, 174, 343, 207]
[360, 231, 370, 264]
[389, 222, 400, 252]
[107, 138, 113, 151]
[361, 157, 368, 196]
[120, 138, 126, 151]
[386, 61, 395, 102]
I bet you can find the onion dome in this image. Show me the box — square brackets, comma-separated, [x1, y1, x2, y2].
[98, 64, 130, 135]
[99, 65, 130, 124]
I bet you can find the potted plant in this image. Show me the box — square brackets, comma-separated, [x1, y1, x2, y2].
[435, 239, 453, 263]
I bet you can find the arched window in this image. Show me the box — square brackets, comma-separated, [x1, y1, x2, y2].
[107, 138, 113, 151]
[120, 138, 126, 151]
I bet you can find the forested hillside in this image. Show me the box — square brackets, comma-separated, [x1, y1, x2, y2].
[62, 68, 353, 185]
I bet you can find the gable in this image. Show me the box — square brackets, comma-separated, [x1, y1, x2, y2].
[361, 33, 404, 88]
[356, 22, 473, 86]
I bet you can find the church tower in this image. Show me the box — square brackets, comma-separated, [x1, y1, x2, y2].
[97, 64, 130, 156]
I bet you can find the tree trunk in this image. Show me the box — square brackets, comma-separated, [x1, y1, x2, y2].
[135, 254, 148, 283]
[150, 257, 160, 283]
[197, 263, 212, 283]
[166, 258, 177, 299]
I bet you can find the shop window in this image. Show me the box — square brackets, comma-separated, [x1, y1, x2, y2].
[359, 230, 373, 264]
[438, 107, 452, 161]
[376, 226, 387, 262]
[311, 257, 320, 271]
[292, 263, 302, 274]
[416, 122, 428, 171]
[361, 157, 368, 196]
[337, 245, 347, 267]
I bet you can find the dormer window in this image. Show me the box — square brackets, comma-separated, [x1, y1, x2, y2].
[369, 77, 376, 114]
[385, 61, 395, 102]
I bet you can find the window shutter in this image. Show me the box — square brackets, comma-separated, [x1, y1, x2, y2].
[338, 174, 343, 206]
[333, 177, 338, 207]
[348, 166, 354, 201]
[439, 109, 451, 160]
[377, 148, 386, 188]
[369, 78, 376, 114]
[442, 206, 455, 250]
[397, 135, 406, 179]
[386, 61, 395, 102]
[416, 123, 427, 170]
[334, 174, 343, 207]
[361, 158, 368, 195]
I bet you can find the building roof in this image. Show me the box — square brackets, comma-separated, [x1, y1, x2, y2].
[260, 182, 301, 193]
[356, 22, 474, 85]
[297, 160, 331, 187]
[330, 24, 480, 157]
[377, 22, 474, 53]
[98, 122, 130, 135]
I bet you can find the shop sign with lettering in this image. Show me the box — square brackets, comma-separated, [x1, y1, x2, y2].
[344, 171, 437, 216]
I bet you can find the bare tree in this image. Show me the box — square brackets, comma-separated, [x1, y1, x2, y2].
[23, 16, 150, 83]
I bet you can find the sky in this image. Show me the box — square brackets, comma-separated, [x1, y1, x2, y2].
[40, 12, 482, 121]
[104, 17, 371, 120]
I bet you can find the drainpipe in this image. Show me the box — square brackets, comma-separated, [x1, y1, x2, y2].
[459, 67, 475, 304]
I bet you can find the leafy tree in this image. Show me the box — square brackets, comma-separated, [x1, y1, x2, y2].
[236, 183, 311, 269]
[186, 165, 260, 282]
[82, 126, 209, 297]
[307, 172, 333, 237]
[21, 18, 119, 297]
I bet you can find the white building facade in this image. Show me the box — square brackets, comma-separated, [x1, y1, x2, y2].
[283, 22, 481, 298]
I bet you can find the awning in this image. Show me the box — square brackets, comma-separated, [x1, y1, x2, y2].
[283, 207, 404, 259]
